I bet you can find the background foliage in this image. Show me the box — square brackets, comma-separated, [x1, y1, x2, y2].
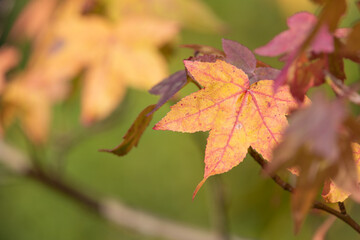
[0, 0, 359, 239]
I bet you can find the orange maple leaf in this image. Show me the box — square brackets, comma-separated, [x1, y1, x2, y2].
[15, 0, 179, 125]
[154, 59, 298, 197]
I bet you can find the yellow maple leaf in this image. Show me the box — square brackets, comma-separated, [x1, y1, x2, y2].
[5, 0, 222, 142]
[154, 59, 298, 197]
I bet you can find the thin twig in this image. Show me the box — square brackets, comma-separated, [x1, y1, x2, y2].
[0, 140, 245, 240]
[248, 147, 294, 193]
[247, 146, 360, 234]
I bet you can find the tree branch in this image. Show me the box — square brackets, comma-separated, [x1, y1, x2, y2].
[247, 146, 360, 234]
[0, 140, 245, 240]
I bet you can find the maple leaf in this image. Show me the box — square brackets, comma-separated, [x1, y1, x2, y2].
[15, 0, 179, 125]
[267, 93, 360, 232]
[222, 39, 280, 83]
[100, 105, 156, 156]
[154, 59, 298, 197]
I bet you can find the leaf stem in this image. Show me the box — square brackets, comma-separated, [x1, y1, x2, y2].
[247, 146, 360, 234]
[190, 79, 203, 90]
[338, 202, 347, 215]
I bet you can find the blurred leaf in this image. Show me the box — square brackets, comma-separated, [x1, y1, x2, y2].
[344, 22, 360, 53]
[100, 105, 156, 157]
[10, 0, 57, 39]
[1, 76, 51, 144]
[255, 12, 333, 58]
[11, 0, 179, 127]
[268, 93, 360, 232]
[318, 0, 346, 32]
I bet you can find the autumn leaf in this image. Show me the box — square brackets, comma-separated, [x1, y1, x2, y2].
[267, 93, 360, 232]
[184, 39, 280, 83]
[222, 39, 280, 83]
[322, 142, 360, 203]
[254, 12, 333, 58]
[343, 22, 360, 54]
[15, 0, 179, 125]
[154, 59, 298, 198]
[254, 9, 348, 102]
[149, 70, 188, 114]
[100, 105, 156, 157]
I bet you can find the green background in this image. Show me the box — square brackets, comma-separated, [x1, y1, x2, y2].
[0, 0, 359, 239]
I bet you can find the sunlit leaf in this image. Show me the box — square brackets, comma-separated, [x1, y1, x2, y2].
[154, 59, 298, 198]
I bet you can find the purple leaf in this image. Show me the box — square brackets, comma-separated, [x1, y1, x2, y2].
[253, 67, 280, 81]
[149, 70, 188, 114]
[222, 39, 256, 73]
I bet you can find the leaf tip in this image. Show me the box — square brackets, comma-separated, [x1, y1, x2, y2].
[152, 124, 162, 130]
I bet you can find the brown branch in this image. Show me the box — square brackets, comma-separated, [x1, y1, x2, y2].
[0, 140, 245, 240]
[247, 146, 360, 234]
[248, 147, 294, 193]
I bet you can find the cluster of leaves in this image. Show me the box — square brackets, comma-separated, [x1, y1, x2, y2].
[104, 0, 360, 233]
[0, 0, 223, 143]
